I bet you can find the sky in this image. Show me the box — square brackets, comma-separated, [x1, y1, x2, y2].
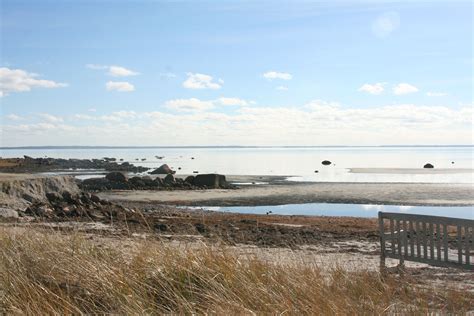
[0, 0, 472, 146]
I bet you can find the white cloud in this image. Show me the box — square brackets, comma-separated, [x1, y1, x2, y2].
[0, 67, 67, 97]
[372, 12, 400, 38]
[276, 86, 288, 91]
[165, 98, 214, 112]
[88, 108, 97, 112]
[217, 97, 249, 106]
[86, 64, 139, 77]
[108, 66, 139, 77]
[393, 83, 419, 95]
[183, 73, 222, 89]
[38, 113, 64, 123]
[86, 64, 108, 70]
[6, 114, 23, 121]
[358, 83, 385, 95]
[263, 71, 292, 80]
[426, 91, 447, 97]
[4, 101, 472, 146]
[106, 81, 135, 92]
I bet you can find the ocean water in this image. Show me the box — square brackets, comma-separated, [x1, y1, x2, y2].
[192, 203, 474, 219]
[1, 146, 473, 183]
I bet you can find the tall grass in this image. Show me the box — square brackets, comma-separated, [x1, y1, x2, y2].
[0, 227, 471, 314]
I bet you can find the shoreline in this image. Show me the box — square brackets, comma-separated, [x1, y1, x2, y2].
[98, 181, 474, 207]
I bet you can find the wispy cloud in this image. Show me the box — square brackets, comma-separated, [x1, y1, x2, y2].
[182, 73, 222, 89]
[38, 113, 64, 123]
[276, 86, 288, 91]
[372, 12, 400, 38]
[106, 81, 135, 92]
[393, 83, 419, 95]
[358, 82, 385, 95]
[426, 91, 447, 97]
[165, 98, 214, 112]
[86, 64, 139, 77]
[263, 71, 292, 80]
[217, 97, 250, 106]
[0, 67, 67, 97]
[6, 101, 471, 146]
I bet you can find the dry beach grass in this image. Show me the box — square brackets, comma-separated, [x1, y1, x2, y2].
[1, 227, 472, 314]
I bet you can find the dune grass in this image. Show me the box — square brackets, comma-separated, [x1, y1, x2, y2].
[0, 227, 472, 314]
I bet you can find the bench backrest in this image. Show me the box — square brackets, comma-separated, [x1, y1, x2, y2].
[378, 212, 473, 271]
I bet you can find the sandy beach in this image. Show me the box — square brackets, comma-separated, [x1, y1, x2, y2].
[99, 178, 474, 206]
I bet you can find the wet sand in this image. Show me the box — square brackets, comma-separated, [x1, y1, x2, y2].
[99, 181, 474, 207]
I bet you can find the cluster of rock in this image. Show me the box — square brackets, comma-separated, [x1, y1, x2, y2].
[80, 172, 231, 191]
[19, 190, 125, 220]
[0, 156, 149, 173]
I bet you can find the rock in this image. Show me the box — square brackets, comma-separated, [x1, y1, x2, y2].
[424, 163, 434, 169]
[90, 194, 101, 203]
[46, 192, 62, 203]
[195, 223, 206, 233]
[0, 208, 19, 219]
[129, 176, 146, 187]
[193, 171, 199, 174]
[314, 170, 319, 173]
[154, 223, 168, 231]
[321, 160, 331, 166]
[80, 178, 111, 191]
[154, 177, 164, 186]
[61, 191, 74, 203]
[164, 174, 175, 184]
[194, 174, 228, 189]
[184, 175, 195, 184]
[105, 172, 128, 183]
[150, 164, 175, 175]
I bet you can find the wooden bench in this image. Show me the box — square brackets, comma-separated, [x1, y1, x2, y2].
[378, 212, 473, 271]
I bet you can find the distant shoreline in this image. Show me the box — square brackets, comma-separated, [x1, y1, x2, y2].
[2, 145, 474, 150]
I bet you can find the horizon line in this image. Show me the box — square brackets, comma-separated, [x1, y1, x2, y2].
[2, 145, 474, 150]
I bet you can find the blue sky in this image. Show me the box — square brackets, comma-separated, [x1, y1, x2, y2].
[0, 0, 472, 146]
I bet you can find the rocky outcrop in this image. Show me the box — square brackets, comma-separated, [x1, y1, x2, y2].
[321, 160, 332, 166]
[0, 156, 149, 173]
[194, 174, 229, 189]
[424, 163, 434, 169]
[150, 164, 175, 175]
[0, 175, 81, 209]
[80, 172, 233, 191]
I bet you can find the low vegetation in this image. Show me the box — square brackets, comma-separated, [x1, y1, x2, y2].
[0, 227, 471, 314]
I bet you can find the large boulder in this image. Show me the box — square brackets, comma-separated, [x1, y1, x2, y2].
[150, 164, 175, 175]
[423, 163, 434, 169]
[321, 160, 332, 166]
[184, 175, 195, 185]
[164, 174, 176, 185]
[105, 172, 128, 183]
[194, 174, 227, 189]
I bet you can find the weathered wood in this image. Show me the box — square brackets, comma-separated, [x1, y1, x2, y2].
[416, 221, 421, 258]
[379, 212, 473, 271]
[457, 225, 463, 264]
[429, 223, 434, 259]
[378, 214, 386, 270]
[436, 224, 441, 261]
[466, 226, 471, 265]
[390, 219, 395, 255]
[403, 220, 408, 257]
[423, 222, 428, 259]
[443, 224, 448, 262]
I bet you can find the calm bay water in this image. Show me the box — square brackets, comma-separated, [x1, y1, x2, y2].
[193, 203, 474, 219]
[1, 146, 473, 183]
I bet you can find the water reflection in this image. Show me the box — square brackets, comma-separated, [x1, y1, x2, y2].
[201, 203, 474, 219]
